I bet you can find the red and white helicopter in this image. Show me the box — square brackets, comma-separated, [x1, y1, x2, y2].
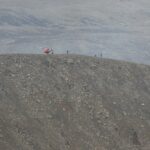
[43, 48, 54, 54]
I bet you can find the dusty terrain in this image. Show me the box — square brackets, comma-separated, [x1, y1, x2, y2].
[0, 54, 150, 150]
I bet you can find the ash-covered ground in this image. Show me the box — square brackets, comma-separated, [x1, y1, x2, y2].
[0, 54, 150, 150]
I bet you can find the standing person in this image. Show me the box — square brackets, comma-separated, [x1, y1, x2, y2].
[67, 50, 69, 54]
[100, 52, 103, 58]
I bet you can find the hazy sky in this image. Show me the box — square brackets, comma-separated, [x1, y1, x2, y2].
[0, 0, 150, 64]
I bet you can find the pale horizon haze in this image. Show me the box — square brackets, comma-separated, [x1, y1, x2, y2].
[0, 0, 150, 64]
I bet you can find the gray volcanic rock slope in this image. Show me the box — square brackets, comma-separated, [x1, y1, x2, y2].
[0, 54, 150, 150]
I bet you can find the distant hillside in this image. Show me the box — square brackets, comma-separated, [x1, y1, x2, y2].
[0, 0, 150, 64]
[0, 54, 150, 150]
[0, 9, 49, 27]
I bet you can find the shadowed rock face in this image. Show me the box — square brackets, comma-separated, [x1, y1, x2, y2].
[0, 54, 150, 150]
